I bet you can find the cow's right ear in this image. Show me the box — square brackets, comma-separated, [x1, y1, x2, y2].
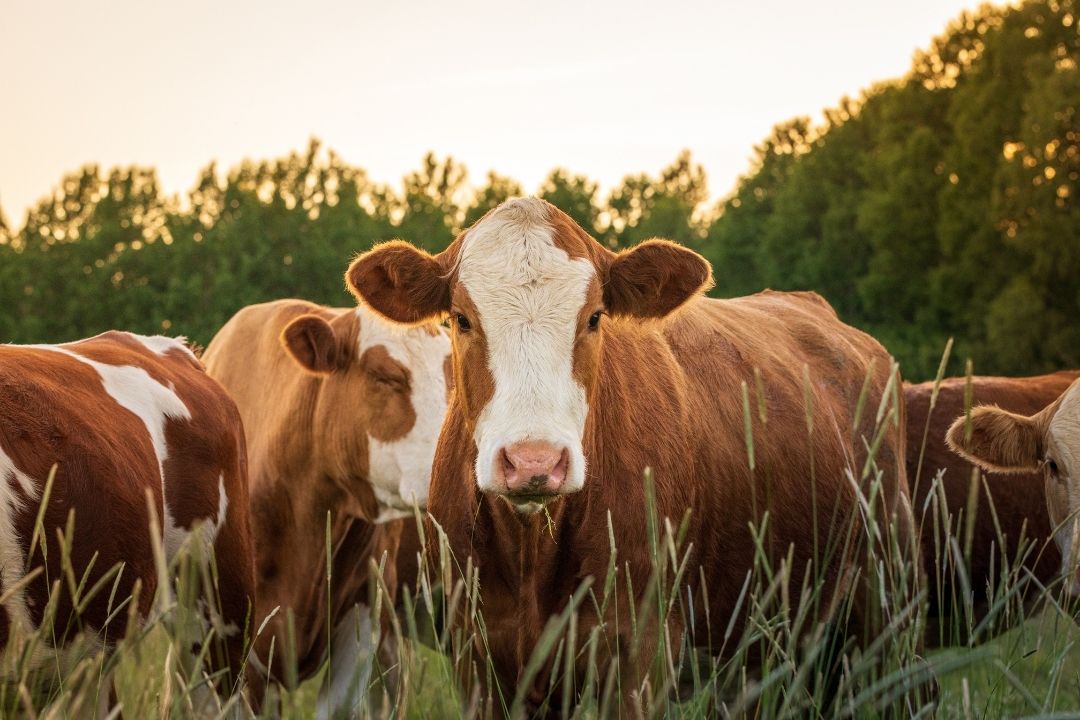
[346, 241, 451, 324]
[281, 315, 339, 374]
[945, 405, 1043, 474]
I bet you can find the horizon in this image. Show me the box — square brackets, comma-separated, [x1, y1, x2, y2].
[2, 0, 983, 225]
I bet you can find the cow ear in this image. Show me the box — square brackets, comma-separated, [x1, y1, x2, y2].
[281, 315, 339, 374]
[945, 405, 1044, 474]
[603, 240, 713, 319]
[346, 241, 450, 324]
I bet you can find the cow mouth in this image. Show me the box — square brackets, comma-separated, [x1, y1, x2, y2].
[501, 491, 561, 513]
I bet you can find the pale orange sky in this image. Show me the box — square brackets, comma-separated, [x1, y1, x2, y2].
[1, 0, 982, 225]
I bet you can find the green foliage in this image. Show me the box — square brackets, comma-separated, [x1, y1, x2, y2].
[3, 0, 1078, 379]
[707, 0, 1080, 379]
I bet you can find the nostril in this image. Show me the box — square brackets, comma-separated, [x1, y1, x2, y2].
[501, 448, 515, 474]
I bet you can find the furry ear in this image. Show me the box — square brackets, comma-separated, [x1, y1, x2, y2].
[945, 405, 1044, 474]
[604, 239, 713, 319]
[281, 315, 339, 374]
[346, 241, 450, 324]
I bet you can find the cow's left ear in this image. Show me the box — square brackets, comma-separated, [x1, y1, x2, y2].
[281, 315, 340, 374]
[945, 405, 1044, 474]
[603, 240, 714, 319]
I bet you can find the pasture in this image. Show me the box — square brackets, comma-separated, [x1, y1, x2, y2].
[4, 347, 1080, 720]
[3, 0, 1078, 716]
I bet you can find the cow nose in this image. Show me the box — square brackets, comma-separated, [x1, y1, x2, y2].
[501, 441, 568, 494]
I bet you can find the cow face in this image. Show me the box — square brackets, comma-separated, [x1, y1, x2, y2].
[946, 379, 1080, 593]
[281, 305, 451, 518]
[346, 198, 712, 514]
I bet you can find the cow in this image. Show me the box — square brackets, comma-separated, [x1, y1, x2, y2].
[345, 197, 919, 714]
[201, 299, 451, 716]
[945, 375, 1080, 599]
[0, 331, 255, 710]
[906, 371, 1079, 642]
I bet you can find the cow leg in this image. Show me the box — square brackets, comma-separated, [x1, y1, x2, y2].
[316, 603, 377, 720]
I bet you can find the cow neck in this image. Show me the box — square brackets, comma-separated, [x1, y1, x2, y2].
[252, 374, 378, 678]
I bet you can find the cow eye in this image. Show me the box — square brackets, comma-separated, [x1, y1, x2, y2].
[1048, 458, 1060, 477]
[456, 314, 471, 332]
[588, 311, 602, 332]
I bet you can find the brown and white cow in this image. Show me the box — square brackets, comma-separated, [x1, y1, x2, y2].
[0, 332, 255, 702]
[201, 299, 450, 716]
[906, 371, 1079, 637]
[346, 197, 916, 712]
[945, 374, 1080, 596]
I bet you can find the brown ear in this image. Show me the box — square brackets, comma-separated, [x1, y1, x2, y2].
[945, 405, 1043, 474]
[281, 315, 339, 374]
[346, 240, 450, 324]
[603, 239, 713, 319]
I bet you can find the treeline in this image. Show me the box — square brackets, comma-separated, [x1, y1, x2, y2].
[2, 0, 1078, 379]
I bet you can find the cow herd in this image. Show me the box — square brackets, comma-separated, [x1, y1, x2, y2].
[1, 196, 1078, 717]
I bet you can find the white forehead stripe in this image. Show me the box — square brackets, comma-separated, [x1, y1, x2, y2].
[457, 198, 594, 495]
[459, 198, 594, 289]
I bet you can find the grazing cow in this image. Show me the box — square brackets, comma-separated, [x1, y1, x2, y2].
[0, 332, 255, 702]
[201, 299, 450, 716]
[346, 197, 916, 713]
[946, 375, 1080, 596]
[906, 371, 1079, 637]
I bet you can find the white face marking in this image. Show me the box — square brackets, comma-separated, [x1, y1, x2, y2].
[0, 444, 40, 635]
[356, 305, 451, 516]
[457, 198, 594, 495]
[1047, 383, 1080, 592]
[130, 334, 199, 362]
[33, 343, 193, 558]
[316, 603, 376, 720]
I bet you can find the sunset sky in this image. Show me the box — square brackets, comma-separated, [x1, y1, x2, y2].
[2, 0, 982, 224]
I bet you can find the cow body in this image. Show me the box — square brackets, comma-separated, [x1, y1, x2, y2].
[906, 371, 1079, 634]
[0, 332, 255, 692]
[347, 197, 916, 712]
[202, 299, 449, 715]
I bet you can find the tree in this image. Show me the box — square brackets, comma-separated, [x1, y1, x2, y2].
[538, 170, 602, 239]
[396, 153, 467, 253]
[608, 151, 708, 249]
[462, 172, 524, 229]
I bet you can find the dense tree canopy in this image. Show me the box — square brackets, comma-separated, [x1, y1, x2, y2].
[1, 0, 1078, 380]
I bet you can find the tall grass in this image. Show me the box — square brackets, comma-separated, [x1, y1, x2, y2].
[8, 353, 1080, 718]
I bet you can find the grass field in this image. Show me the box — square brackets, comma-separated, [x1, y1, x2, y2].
[5, 360, 1080, 718]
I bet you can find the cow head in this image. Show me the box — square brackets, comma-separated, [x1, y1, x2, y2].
[345, 197, 712, 514]
[280, 305, 451, 519]
[946, 378, 1080, 593]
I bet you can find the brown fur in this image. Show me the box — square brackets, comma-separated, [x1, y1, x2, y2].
[346, 241, 452, 325]
[603, 239, 714, 318]
[0, 332, 255, 695]
[202, 299, 434, 687]
[351, 200, 914, 712]
[907, 371, 1078, 627]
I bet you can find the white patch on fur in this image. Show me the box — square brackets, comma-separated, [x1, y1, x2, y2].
[197, 474, 229, 550]
[457, 197, 593, 494]
[131, 334, 198, 362]
[316, 603, 376, 720]
[1048, 382, 1080, 592]
[33, 344, 193, 558]
[0, 444, 40, 635]
[357, 304, 450, 516]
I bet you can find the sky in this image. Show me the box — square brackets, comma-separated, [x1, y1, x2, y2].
[1, 0, 983, 224]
